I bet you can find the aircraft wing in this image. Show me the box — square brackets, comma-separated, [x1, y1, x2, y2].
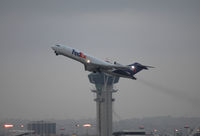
[99, 63, 129, 70]
[85, 62, 130, 71]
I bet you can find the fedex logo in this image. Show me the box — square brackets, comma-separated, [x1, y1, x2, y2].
[72, 49, 86, 59]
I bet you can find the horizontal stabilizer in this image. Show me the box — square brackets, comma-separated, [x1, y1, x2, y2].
[144, 65, 155, 68]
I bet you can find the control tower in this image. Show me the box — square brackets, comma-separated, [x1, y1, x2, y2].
[88, 73, 120, 136]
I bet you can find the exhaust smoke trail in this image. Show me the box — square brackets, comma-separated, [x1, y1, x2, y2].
[137, 77, 200, 108]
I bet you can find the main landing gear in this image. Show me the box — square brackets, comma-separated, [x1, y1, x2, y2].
[55, 51, 58, 56]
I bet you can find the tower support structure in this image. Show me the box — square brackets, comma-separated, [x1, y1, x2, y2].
[88, 73, 119, 136]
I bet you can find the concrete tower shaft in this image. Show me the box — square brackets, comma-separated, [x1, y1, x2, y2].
[88, 73, 119, 136]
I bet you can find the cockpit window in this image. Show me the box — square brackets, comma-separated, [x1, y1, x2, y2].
[56, 45, 60, 47]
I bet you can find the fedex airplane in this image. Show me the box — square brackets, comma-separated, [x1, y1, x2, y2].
[51, 45, 154, 80]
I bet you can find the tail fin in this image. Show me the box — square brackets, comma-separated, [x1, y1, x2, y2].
[128, 62, 154, 75]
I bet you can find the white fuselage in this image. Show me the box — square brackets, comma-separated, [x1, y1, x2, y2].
[52, 45, 111, 66]
[52, 45, 152, 79]
[52, 45, 114, 71]
[51, 45, 138, 79]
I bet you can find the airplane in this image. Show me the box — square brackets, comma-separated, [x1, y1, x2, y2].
[51, 45, 154, 80]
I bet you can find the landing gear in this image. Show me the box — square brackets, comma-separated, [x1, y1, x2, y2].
[55, 51, 58, 56]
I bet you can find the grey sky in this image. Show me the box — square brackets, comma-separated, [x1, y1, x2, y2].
[0, 0, 200, 120]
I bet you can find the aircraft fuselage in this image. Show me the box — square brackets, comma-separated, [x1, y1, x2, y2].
[51, 45, 153, 79]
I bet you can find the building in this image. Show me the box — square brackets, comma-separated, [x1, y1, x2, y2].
[113, 130, 146, 136]
[27, 121, 56, 136]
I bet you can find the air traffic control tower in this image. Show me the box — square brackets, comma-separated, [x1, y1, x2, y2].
[88, 73, 119, 136]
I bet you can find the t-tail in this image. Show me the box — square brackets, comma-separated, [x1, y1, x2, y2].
[128, 62, 154, 79]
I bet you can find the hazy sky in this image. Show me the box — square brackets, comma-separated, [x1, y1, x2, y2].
[0, 0, 200, 120]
